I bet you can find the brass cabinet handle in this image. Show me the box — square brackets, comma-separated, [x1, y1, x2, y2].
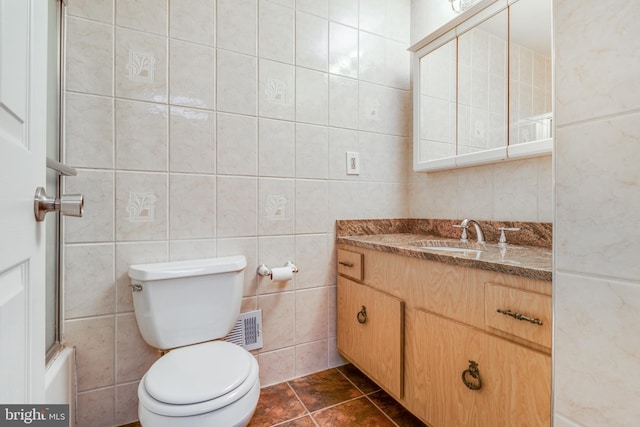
[357, 306, 367, 324]
[496, 308, 543, 326]
[462, 360, 482, 390]
[339, 261, 354, 268]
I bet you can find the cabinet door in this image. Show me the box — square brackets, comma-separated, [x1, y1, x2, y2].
[409, 309, 551, 427]
[337, 276, 404, 398]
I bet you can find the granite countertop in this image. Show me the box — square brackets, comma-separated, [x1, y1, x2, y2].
[336, 219, 552, 282]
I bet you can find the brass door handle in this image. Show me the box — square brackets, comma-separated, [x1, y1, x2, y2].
[357, 306, 367, 324]
[462, 360, 482, 390]
[339, 261, 354, 268]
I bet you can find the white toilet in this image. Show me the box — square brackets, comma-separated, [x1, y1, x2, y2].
[128, 256, 260, 427]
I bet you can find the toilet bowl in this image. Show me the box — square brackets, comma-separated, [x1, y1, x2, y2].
[129, 256, 259, 426]
[138, 342, 260, 427]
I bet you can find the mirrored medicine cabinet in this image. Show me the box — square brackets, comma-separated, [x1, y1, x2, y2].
[410, 0, 552, 172]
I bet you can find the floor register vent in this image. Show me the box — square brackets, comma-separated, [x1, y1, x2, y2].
[225, 309, 263, 351]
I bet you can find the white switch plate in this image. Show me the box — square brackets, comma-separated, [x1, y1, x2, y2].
[346, 151, 360, 175]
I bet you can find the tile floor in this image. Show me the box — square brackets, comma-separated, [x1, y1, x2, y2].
[122, 364, 426, 427]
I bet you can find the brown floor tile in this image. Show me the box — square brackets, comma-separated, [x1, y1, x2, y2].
[277, 415, 317, 426]
[337, 364, 381, 394]
[119, 423, 141, 427]
[313, 396, 396, 427]
[368, 390, 426, 427]
[289, 368, 362, 412]
[248, 383, 308, 427]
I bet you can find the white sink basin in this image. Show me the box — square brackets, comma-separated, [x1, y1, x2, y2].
[413, 239, 486, 257]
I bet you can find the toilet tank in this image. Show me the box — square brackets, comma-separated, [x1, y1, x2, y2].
[128, 256, 247, 350]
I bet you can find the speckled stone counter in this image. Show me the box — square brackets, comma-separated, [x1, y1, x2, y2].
[336, 219, 552, 282]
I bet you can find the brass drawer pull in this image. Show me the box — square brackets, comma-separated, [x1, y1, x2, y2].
[462, 360, 482, 390]
[339, 261, 354, 268]
[496, 308, 543, 326]
[357, 306, 367, 324]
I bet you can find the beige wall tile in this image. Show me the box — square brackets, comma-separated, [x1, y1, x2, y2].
[257, 236, 295, 294]
[65, 17, 113, 96]
[115, 0, 167, 35]
[258, 347, 295, 386]
[258, 178, 295, 236]
[65, 316, 115, 392]
[216, 176, 258, 237]
[64, 244, 115, 319]
[259, 59, 295, 121]
[115, 100, 168, 171]
[297, 0, 328, 18]
[295, 340, 328, 377]
[65, 93, 114, 169]
[555, 273, 640, 426]
[169, 174, 216, 239]
[115, 242, 168, 312]
[77, 387, 115, 427]
[67, 0, 113, 23]
[116, 314, 160, 383]
[259, 292, 295, 351]
[217, 237, 259, 297]
[169, 107, 216, 174]
[169, 0, 215, 46]
[295, 124, 329, 179]
[64, 170, 114, 243]
[295, 180, 328, 234]
[329, 23, 358, 78]
[216, 113, 258, 175]
[295, 235, 329, 289]
[116, 382, 139, 426]
[259, 0, 295, 64]
[115, 28, 167, 103]
[295, 12, 328, 72]
[258, 118, 295, 177]
[555, 0, 640, 125]
[216, 50, 257, 115]
[168, 239, 217, 261]
[115, 172, 168, 241]
[295, 68, 328, 126]
[555, 114, 640, 280]
[169, 40, 215, 109]
[329, 75, 358, 129]
[295, 287, 329, 343]
[217, 0, 257, 55]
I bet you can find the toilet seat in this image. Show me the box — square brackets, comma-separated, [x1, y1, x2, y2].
[139, 341, 259, 417]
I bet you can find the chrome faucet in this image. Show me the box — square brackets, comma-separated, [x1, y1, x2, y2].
[454, 219, 485, 243]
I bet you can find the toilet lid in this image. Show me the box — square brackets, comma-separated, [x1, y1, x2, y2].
[144, 341, 252, 405]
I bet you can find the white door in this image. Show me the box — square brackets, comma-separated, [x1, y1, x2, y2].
[0, 0, 50, 403]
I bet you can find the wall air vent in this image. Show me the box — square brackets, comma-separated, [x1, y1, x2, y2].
[225, 309, 263, 351]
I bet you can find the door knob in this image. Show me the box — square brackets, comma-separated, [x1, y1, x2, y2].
[34, 187, 84, 222]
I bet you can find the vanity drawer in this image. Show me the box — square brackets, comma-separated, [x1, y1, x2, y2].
[337, 248, 364, 281]
[485, 283, 552, 348]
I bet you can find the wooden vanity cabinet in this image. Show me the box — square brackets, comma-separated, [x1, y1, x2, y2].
[408, 310, 551, 427]
[336, 244, 552, 427]
[336, 276, 404, 398]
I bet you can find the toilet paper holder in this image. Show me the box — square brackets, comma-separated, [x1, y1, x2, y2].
[257, 261, 299, 277]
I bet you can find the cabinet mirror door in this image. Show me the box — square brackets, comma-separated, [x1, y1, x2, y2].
[457, 9, 508, 165]
[508, 0, 552, 157]
[417, 38, 457, 167]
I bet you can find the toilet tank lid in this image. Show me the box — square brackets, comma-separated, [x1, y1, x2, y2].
[129, 256, 247, 281]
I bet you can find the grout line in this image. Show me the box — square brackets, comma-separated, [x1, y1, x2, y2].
[363, 392, 401, 427]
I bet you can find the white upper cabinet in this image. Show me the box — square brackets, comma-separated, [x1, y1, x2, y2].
[411, 0, 552, 172]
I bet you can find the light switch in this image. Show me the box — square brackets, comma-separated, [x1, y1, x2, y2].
[346, 151, 360, 175]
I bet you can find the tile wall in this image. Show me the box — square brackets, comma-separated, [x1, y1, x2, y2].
[61, 0, 411, 425]
[553, 1, 640, 425]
